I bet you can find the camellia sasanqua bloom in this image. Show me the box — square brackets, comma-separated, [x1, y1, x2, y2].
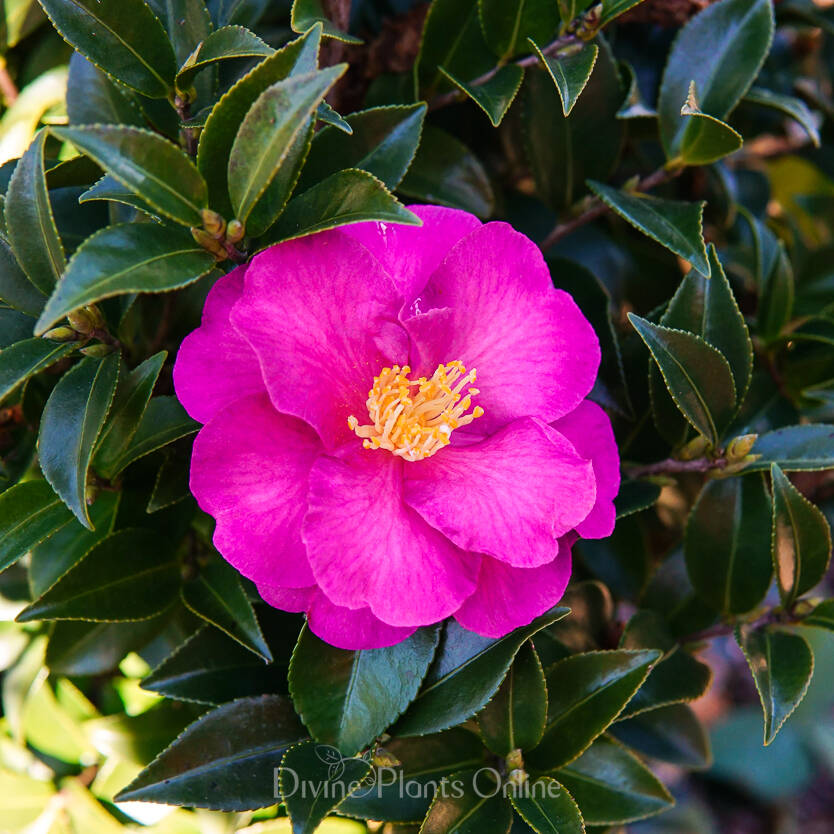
[174, 206, 620, 650]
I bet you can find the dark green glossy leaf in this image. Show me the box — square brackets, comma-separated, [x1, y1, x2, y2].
[510, 777, 584, 834]
[93, 351, 166, 476]
[738, 626, 814, 744]
[771, 464, 831, 606]
[744, 86, 820, 147]
[552, 736, 673, 825]
[17, 528, 179, 622]
[685, 475, 773, 615]
[66, 53, 145, 126]
[176, 24, 274, 90]
[5, 130, 64, 294]
[658, 0, 774, 161]
[0, 338, 75, 403]
[300, 103, 426, 190]
[51, 126, 208, 226]
[0, 237, 46, 316]
[628, 314, 736, 447]
[37, 354, 119, 528]
[291, 0, 361, 43]
[480, 0, 559, 59]
[399, 126, 494, 218]
[477, 640, 547, 755]
[181, 559, 271, 661]
[395, 608, 569, 738]
[526, 649, 660, 771]
[115, 695, 306, 809]
[228, 66, 345, 232]
[0, 480, 73, 573]
[36, 225, 216, 334]
[678, 91, 744, 166]
[421, 770, 513, 834]
[439, 65, 523, 127]
[261, 169, 420, 247]
[530, 40, 598, 117]
[38, 0, 178, 97]
[803, 599, 834, 631]
[280, 740, 372, 834]
[744, 424, 834, 472]
[600, 0, 646, 23]
[289, 623, 439, 756]
[103, 395, 199, 477]
[614, 481, 661, 519]
[79, 174, 159, 217]
[147, 440, 192, 511]
[0, 308, 36, 349]
[197, 25, 321, 218]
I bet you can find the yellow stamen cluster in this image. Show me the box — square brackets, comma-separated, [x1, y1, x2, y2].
[348, 361, 484, 461]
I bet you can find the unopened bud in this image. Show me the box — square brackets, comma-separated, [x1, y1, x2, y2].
[85, 483, 99, 505]
[726, 433, 757, 461]
[43, 326, 79, 342]
[80, 343, 115, 358]
[201, 209, 226, 239]
[505, 748, 524, 772]
[677, 435, 710, 461]
[67, 307, 98, 335]
[227, 218, 245, 244]
[372, 747, 401, 768]
[191, 227, 228, 260]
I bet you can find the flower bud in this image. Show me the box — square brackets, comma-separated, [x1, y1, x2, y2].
[505, 748, 524, 772]
[43, 326, 80, 342]
[677, 435, 709, 461]
[67, 307, 98, 335]
[80, 343, 115, 358]
[227, 218, 245, 244]
[372, 747, 401, 768]
[191, 227, 228, 260]
[726, 433, 757, 461]
[201, 209, 226, 239]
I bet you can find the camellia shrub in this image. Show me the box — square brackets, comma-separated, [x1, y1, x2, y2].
[2, 0, 834, 831]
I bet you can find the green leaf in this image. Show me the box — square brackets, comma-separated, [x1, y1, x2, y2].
[743, 86, 820, 147]
[685, 475, 773, 615]
[0, 770, 54, 829]
[738, 626, 814, 744]
[399, 126, 494, 218]
[658, 0, 774, 160]
[477, 640, 547, 755]
[803, 599, 834, 631]
[0, 338, 75, 403]
[394, 608, 569, 738]
[5, 130, 65, 294]
[510, 778, 584, 834]
[614, 481, 661, 519]
[116, 695, 306, 809]
[479, 0, 559, 59]
[181, 559, 272, 661]
[438, 65, 524, 127]
[280, 741, 372, 834]
[744, 424, 834, 472]
[289, 623, 439, 756]
[588, 180, 708, 274]
[51, 126, 209, 226]
[0, 237, 46, 316]
[771, 464, 831, 607]
[628, 314, 736, 447]
[290, 0, 361, 43]
[37, 354, 119, 529]
[228, 65, 345, 232]
[300, 103, 426, 190]
[197, 25, 322, 218]
[17, 528, 180, 622]
[552, 736, 674, 825]
[38, 0, 178, 97]
[79, 174, 160, 217]
[421, 770, 513, 834]
[530, 40, 598, 117]
[93, 351, 166, 476]
[36, 224, 216, 334]
[677, 85, 744, 165]
[600, 0, 647, 24]
[0, 480, 73, 573]
[526, 649, 661, 771]
[66, 53, 145, 126]
[260, 168, 420, 247]
[176, 24, 274, 91]
[102, 395, 199, 477]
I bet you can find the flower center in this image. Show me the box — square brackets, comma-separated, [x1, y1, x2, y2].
[348, 361, 484, 461]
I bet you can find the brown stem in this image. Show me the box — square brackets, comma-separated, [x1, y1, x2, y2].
[0, 59, 17, 106]
[684, 607, 797, 645]
[623, 456, 728, 479]
[175, 97, 197, 156]
[90, 328, 121, 350]
[222, 240, 248, 264]
[428, 33, 581, 111]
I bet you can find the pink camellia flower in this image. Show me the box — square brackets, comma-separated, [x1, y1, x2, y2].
[174, 206, 619, 650]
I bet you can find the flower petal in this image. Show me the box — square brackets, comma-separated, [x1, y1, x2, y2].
[230, 231, 408, 450]
[190, 393, 321, 588]
[404, 418, 596, 567]
[173, 267, 266, 423]
[303, 447, 480, 626]
[454, 538, 574, 638]
[340, 205, 481, 305]
[552, 400, 620, 539]
[404, 222, 600, 432]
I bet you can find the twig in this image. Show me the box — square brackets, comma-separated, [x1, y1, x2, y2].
[623, 455, 727, 480]
[0, 59, 17, 106]
[540, 164, 683, 250]
[684, 607, 799, 645]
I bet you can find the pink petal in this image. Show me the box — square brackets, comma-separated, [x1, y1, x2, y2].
[230, 231, 408, 450]
[454, 538, 574, 638]
[257, 583, 415, 649]
[190, 393, 322, 588]
[404, 418, 596, 567]
[552, 400, 620, 539]
[173, 268, 266, 423]
[302, 447, 480, 627]
[340, 205, 481, 305]
[403, 222, 600, 433]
